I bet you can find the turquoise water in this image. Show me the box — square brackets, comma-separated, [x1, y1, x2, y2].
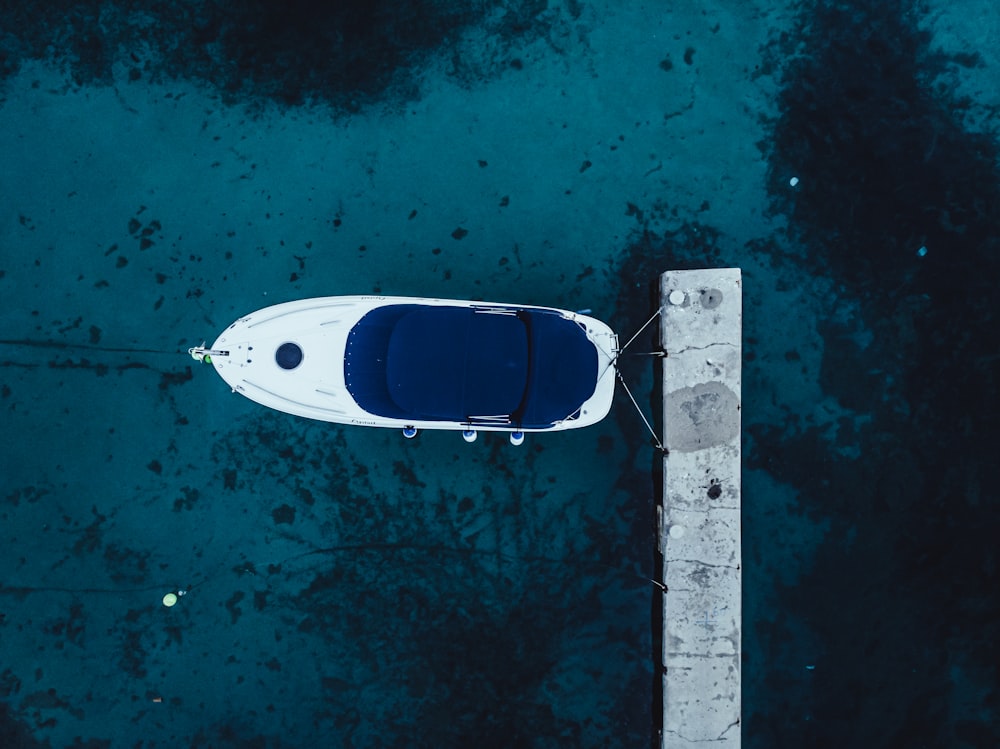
[2, 1, 999, 747]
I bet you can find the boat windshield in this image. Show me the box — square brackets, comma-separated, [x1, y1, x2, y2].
[344, 304, 597, 427]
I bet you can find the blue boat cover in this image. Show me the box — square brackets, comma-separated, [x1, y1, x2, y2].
[344, 304, 598, 428]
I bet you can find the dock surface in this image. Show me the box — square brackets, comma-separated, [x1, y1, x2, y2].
[659, 269, 742, 747]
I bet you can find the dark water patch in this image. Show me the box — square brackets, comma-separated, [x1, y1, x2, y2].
[71, 508, 107, 555]
[0, 669, 22, 699]
[757, 0, 1000, 745]
[4, 485, 50, 508]
[271, 503, 296, 525]
[103, 543, 150, 584]
[225, 590, 245, 623]
[117, 628, 148, 679]
[202, 413, 651, 746]
[0, 702, 48, 748]
[172, 485, 200, 512]
[157, 366, 192, 390]
[43, 600, 86, 648]
[0, 0, 571, 111]
[287, 546, 613, 747]
[766, 0, 1000, 304]
[190, 723, 277, 749]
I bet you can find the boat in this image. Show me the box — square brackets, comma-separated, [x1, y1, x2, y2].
[189, 295, 619, 443]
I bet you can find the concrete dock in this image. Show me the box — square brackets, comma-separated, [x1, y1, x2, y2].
[659, 269, 742, 747]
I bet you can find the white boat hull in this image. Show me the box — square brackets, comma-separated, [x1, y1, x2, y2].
[195, 295, 618, 433]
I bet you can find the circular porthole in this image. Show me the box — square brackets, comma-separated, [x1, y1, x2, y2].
[275, 342, 303, 370]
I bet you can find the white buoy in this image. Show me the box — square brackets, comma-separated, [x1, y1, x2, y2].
[462, 429, 478, 443]
[789, 176, 800, 187]
[668, 290, 686, 306]
[162, 592, 178, 607]
[510, 431, 525, 446]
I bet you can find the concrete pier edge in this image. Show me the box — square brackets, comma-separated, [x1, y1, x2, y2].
[659, 269, 743, 747]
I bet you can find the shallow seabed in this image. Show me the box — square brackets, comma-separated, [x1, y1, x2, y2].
[1, 1, 998, 747]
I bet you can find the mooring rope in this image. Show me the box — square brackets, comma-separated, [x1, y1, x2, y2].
[0, 338, 178, 356]
[616, 367, 666, 452]
[617, 307, 662, 359]
[612, 307, 667, 453]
